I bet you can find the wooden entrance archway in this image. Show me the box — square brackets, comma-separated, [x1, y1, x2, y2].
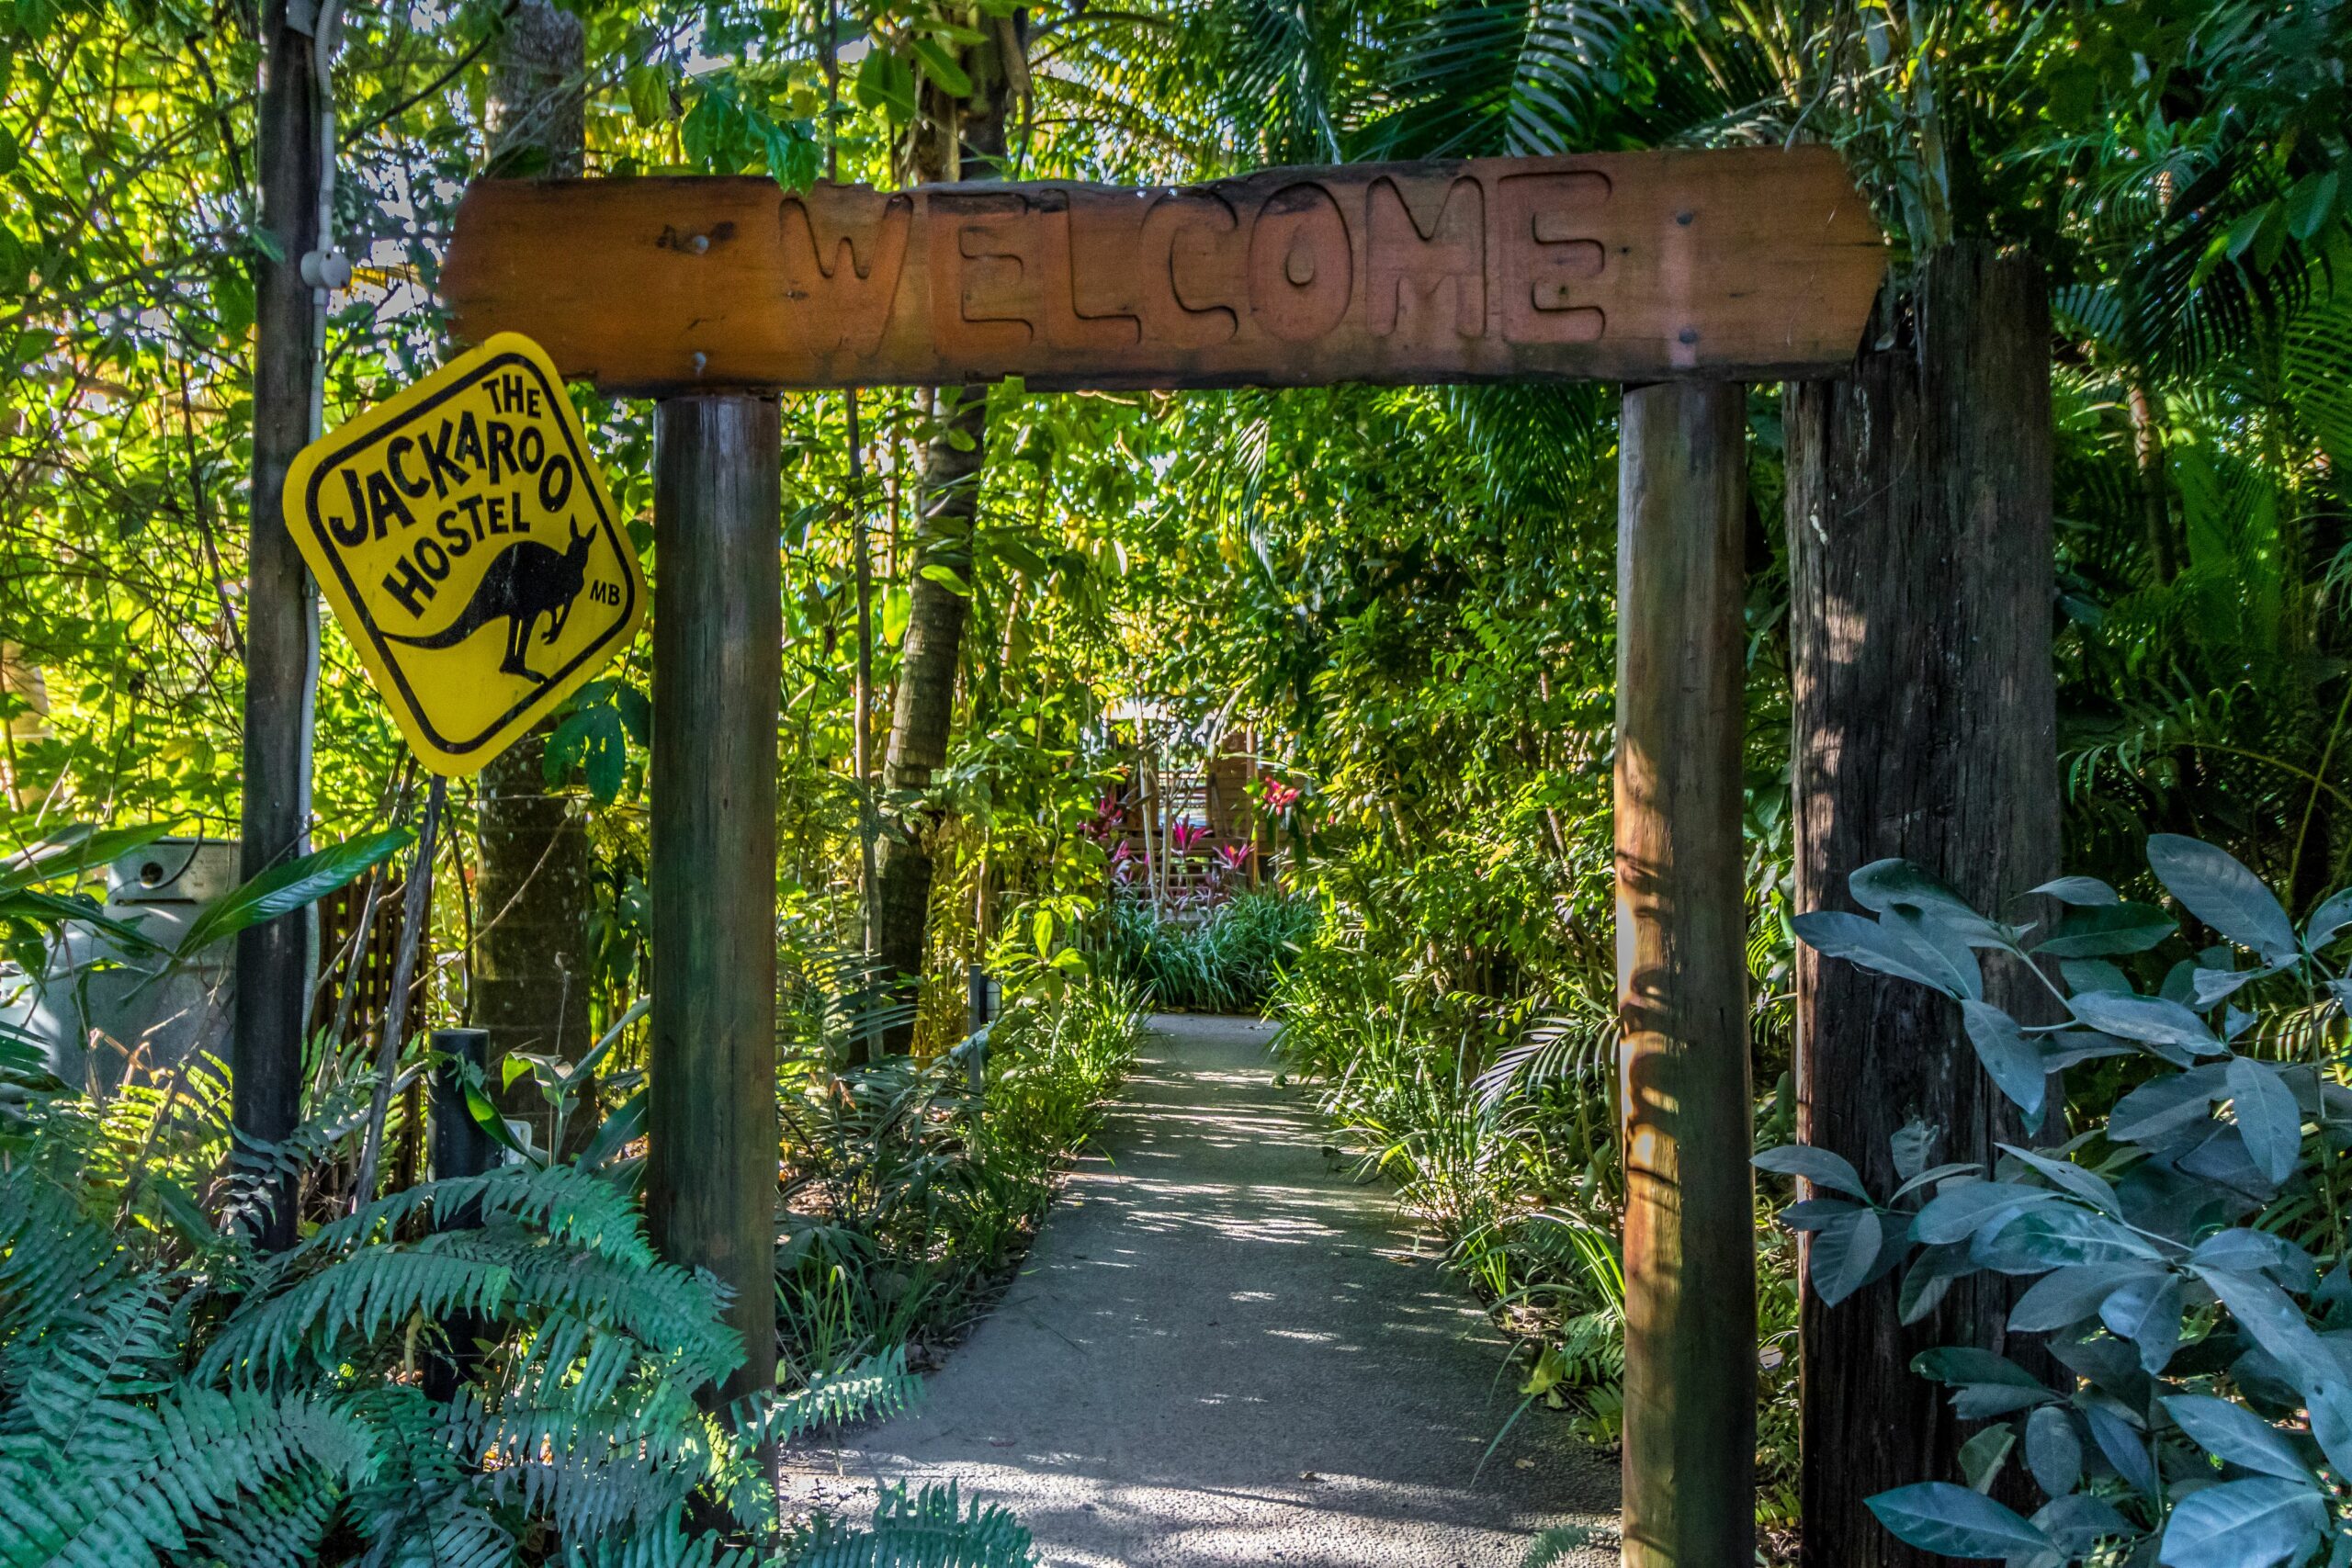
[442, 148, 1883, 1566]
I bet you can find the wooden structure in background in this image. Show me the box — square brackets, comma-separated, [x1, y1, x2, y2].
[438, 147, 1883, 1551]
[1113, 726, 1271, 908]
[311, 878, 416, 1038]
[444, 149, 1883, 392]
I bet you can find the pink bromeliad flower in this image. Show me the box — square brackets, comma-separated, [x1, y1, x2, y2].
[1216, 842, 1252, 873]
[1168, 820, 1208, 855]
[1260, 780, 1300, 813]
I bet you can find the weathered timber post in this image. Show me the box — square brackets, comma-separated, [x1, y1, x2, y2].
[648, 395, 782, 1411]
[424, 1026, 495, 1404]
[1784, 243, 2057, 1568]
[235, 0, 324, 1251]
[1615, 379, 1755, 1568]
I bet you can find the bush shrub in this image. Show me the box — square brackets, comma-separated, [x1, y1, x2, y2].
[1768, 837, 2352, 1566]
[1099, 891, 1314, 1012]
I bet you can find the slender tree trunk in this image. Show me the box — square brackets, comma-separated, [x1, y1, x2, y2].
[870, 30, 1014, 1055]
[474, 0, 594, 1154]
[234, 0, 323, 1250]
[1785, 242, 2058, 1568]
[2129, 382, 2174, 582]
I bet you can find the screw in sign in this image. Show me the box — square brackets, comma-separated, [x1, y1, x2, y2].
[284, 333, 646, 775]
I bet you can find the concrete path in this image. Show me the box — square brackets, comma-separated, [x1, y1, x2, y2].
[790, 1013, 1618, 1566]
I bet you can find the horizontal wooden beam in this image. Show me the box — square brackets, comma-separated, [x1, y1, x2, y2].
[442, 149, 1883, 394]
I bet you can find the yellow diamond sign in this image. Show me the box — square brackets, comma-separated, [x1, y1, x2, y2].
[285, 333, 645, 775]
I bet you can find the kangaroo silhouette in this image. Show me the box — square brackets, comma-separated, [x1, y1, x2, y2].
[382, 522, 595, 682]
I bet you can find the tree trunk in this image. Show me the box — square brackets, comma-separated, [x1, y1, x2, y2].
[1785, 242, 2058, 1568]
[1616, 380, 1756, 1568]
[869, 30, 1015, 1055]
[234, 0, 322, 1251]
[475, 0, 593, 1154]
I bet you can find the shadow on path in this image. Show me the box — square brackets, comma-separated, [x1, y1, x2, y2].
[789, 1013, 1619, 1566]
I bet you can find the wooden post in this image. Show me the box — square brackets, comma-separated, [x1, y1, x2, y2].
[647, 394, 782, 1412]
[234, 0, 323, 1251]
[1615, 379, 1755, 1568]
[424, 1026, 495, 1404]
[1784, 243, 2056, 1568]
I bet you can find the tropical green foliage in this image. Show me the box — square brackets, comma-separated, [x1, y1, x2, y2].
[775, 972, 1140, 1374]
[0, 1071, 1023, 1567]
[1769, 838, 2352, 1566]
[1099, 890, 1313, 1013]
[5, 0, 2352, 1560]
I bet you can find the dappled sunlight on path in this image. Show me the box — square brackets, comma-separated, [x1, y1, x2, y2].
[787, 1013, 1617, 1566]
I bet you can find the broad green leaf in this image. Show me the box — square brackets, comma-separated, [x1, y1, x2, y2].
[2039, 1030, 2133, 1070]
[1975, 1205, 2161, 1274]
[1889, 1120, 1936, 1182]
[1865, 1483, 2051, 1559]
[2033, 902, 2176, 958]
[174, 829, 411, 960]
[0, 886, 160, 951]
[2303, 887, 2352, 951]
[1893, 1161, 1983, 1200]
[2086, 1402, 2155, 1496]
[2024, 1405, 2082, 1496]
[0, 822, 170, 892]
[2226, 1055, 2303, 1185]
[1794, 909, 1978, 998]
[1915, 1181, 2058, 1245]
[2197, 1267, 2328, 1373]
[1996, 1143, 2120, 1214]
[2030, 875, 2119, 907]
[2302, 1378, 2352, 1481]
[2109, 1066, 2226, 1145]
[2158, 1476, 2324, 1568]
[575, 1087, 647, 1174]
[1962, 1001, 2046, 1119]
[854, 49, 918, 121]
[2192, 966, 2266, 1008]
[1811, 1206, 1883, 1307]
[2189, 1228, 2313, 1288]
[2062, 958, 2134, 994]
[2101, 1272, 2187, 1372]
[2029, 1495, 2130, 1556]
[2147, 834, 2299, 961]
[1899, 1244, 1972, 1325]
[2068, 989, 2222, 1053]
[1958, 1424, 2014, 1493]
[2161, 1394, 2310, 1482]
[2286, 171, 2341, 243]
[1753, 1143, 1870, 1201]
[1850, 860, 2018, 948]
[1913, 1347, 2052, 1393]
[907, 37, 974, 96]
[2009, 1264, 2147, 1332]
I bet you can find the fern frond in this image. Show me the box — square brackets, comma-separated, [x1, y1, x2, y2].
[183, 1473, 344, 1568]
[1521, 1523, 1607, 1565]
[735, 1347, 923, 1450]
[0, 1387, 372, 1568]
[0, 1169, 130, 1348]
[201, 1217, 736, 1389]
[789, 1483, 1036, 1568]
